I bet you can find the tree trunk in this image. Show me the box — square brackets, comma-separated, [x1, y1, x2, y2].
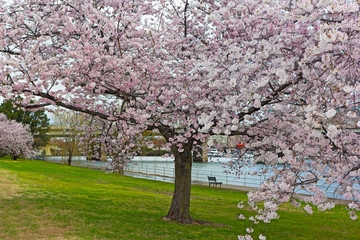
[114, 163, 124, 175]
[67, 150, 72, 166]
[165, 141, 193, 223]
[118, 165, 124, 175]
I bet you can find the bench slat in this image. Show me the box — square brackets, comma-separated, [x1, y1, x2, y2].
[207, 176, 222, 188]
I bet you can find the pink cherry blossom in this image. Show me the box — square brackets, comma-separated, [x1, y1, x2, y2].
[0, 114, 34, 159]
[1, 0, 360, 236]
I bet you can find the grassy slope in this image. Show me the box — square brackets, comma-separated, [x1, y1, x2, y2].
[0, 157, 358, 240]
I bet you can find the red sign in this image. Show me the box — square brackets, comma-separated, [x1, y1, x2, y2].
[236, 143, 245, 148]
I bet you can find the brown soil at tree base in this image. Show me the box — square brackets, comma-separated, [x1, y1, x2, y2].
[161, 216, 227, 227]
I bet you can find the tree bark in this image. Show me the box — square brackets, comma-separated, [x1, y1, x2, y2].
[165, 141, 193, 223]
[67, 150, 72, 166]
[114, 163, 124, 175]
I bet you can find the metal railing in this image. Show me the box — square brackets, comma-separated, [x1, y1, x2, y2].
[123, 164, 343, 200]
[124, 163, 268, 188]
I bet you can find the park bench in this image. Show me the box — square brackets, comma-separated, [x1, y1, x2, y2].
[208, 176, 222, 188]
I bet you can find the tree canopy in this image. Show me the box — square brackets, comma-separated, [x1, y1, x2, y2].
[0, 100, 50, 149]
[0, 113, 34, 159]
[1, 0, 360, 237]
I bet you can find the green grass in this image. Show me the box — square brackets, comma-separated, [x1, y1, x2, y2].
[0, 156, 359, 240]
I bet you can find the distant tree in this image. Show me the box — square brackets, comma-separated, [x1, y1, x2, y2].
[78, 115, 137, 175]
[0, 114, 34, 160]
[53, 109, 85, 166]
[0, 100, 50, 149]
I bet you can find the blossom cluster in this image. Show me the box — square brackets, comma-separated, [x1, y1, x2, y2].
[0, 114, 34, 159]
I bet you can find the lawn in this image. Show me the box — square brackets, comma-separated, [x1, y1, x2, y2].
[0, 156, 358, 240]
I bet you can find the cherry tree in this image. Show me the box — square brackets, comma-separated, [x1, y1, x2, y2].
[0, 113, 34, 160]
[1, 0, 360, 231]
[78, 115, 139, 175]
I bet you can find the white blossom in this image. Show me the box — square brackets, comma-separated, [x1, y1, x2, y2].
[325, 109, 337, 118]
[347, 111, 357, 119]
